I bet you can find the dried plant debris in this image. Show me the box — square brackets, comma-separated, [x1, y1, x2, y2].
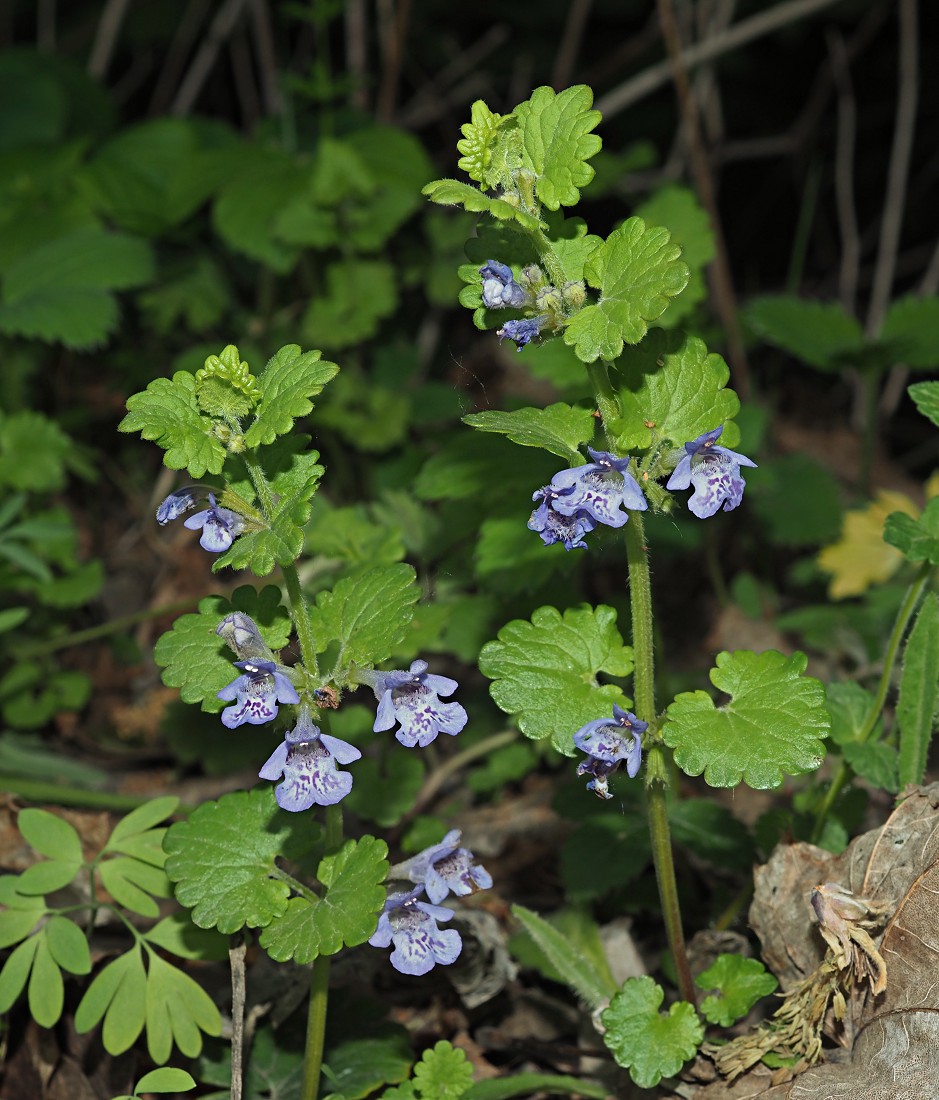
[692, 782, 939, 1099]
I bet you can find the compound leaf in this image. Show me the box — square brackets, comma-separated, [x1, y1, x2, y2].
[663, 650, 829, 788]
[44, 915, 91, 975]
[28, 932, 63, 1027]
[479, 605, 633, 755]
[75, 946, 147, 1055]
[144, 950, 222, 1063]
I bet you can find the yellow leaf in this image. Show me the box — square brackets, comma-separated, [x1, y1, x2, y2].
[817, 490, 918, 599]
[925, 470, 939, 500]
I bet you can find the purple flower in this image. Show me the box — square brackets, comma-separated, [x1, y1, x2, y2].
[368, 888, 462, 976]
[479, 260, 529, 310]
[497, 316, 547, 350]
[574, 705, 647, 798]
[397, 829, 493, 904]
[666, 426, 757, 519]
[156, 486, 204, 525]
[217, 659, 299, 729]
[529, 485, 596, 550]
[361, 660, 467, 748]
[259, 711, 361, 810]
[549, 449, 647, 529]
[183, 493, 245, 552]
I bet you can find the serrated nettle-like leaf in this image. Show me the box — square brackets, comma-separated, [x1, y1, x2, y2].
[663, 650, 829, 788]
[696, 954, 778, 1027]
[164, 787, 318, 934]
[909, 380, 939, 427]
[609, 328, 740, 452]
[479, 605, 633, 755]
[212, 496, 308, 575]
[880, 295, 939, 368]
[825, 680, 874, 746]
[897, 595, 939, 787]
[242, 345, 339, 448]
[562, 218, 689, 363]
[601, 976, 703, 1089]
[119, 373, 227, 477]
[883, 498, 939, 565]
[462, 404, 595, 463]
[154, 589, 290, 710]
[513, 85, 602, 211]
[841, 741, 899, 792]
[310, 562, 419, 671]
[259, 837, 388, 963]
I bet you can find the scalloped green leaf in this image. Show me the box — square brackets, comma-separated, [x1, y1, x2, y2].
[841, 741, 899, 792]
[514, 85, 602, 211]
[213, 471, 320, 575]
[881, 295, 939, 368]
[410, 1041, 474, 1100]
[301, 258, 397, 349]
[609, 329, 740, 451]
[662, 649, 829, 789]
[309, 562, 419, 670]
[259, 836, 388, 963]
[462, 403, 595, 462]
[479, 605, 633, 755]
[909, 381, 939, 427]
[74, 946, 147, 1055]
[563, 218, 689, 362]
[825, 680, 873, 746]
[746, 296, 865, 370]
[883, 498, 939, 564]
[242, 345, 338, 448]
[144, 950, 222, 1063]
[119, 372, 226, 477]
[601, 976, 703, 1089]
[164, 788, 318, 934]
[456, 100, 507, 184]
[897, 594, 939, 786]
[696, 954, 778, 1027]
[154, 587, 290, 710]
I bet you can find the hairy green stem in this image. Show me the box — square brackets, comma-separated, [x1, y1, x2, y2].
[624, 515, 695, 1006]
[283, 563, 320, 680]
[811, 561, 932, 842]
[586, 360, 621, 430]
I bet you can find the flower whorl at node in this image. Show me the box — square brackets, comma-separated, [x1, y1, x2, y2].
[666, 426, 757, 519]
[156, 486, 245, 553]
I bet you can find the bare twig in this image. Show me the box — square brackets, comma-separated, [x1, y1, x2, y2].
[230, 934, 247, 1100]
[597, 0, 848, 119]
[88, 0, 131, 79]
[171, 0, 251, 117]
[656, 0, 751, 399]
[249, 0, 282, 116]
[376, 0, 412, 123]
[828, 30, 860, 315]
[344, 0, 369, 110]
[231, 26, 261, 131]
[551, 0, 594, 91]
[865, 0, 918, 339]
[149, 0, 211, 115]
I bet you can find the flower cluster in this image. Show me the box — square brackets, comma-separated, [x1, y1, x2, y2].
[666, 426, 757, 519]
[355, 660, 468, 748]
[530, 448, 647, 550]
[573, 705, 647, 799]
[157, 486, 245, 553]
[369, 830, 492, 975]
[478, 259, 586, 351]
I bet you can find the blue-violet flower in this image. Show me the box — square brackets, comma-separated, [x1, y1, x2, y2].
[368, 888, 462, 976]
[396, 829, 493, 904]
[259, 711, 361, 810]
[217, 659, 300, 729]
[497, 316, 547, 350]
[549, 448, 648, 529]
[183, 493, 245, 552]
[529, 485, 596, 550]
[479, 260, 529, 309]
[666, 426, 757, 519]
[574, 705, 647, 799]
[215, 612, 273, 663]
[362, 659, 467, 748]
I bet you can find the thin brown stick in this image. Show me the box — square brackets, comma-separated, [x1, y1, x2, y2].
[865, 0, 918, 339]
[88, 0, 131, 79]
[249, 0, 283, 116]
[345, 0, 369, 110]
[171, 0, 251, 117]
[828, 30, 860, 316]
[551, 0, 594, 90]
[230, 26, 261, 132]
[376, 0, 412, 124]
[597, 0, 847, 119]
[656, 0, 751, 400]
[230, 934, 247, 1100]
[149, 0, 212, 115]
